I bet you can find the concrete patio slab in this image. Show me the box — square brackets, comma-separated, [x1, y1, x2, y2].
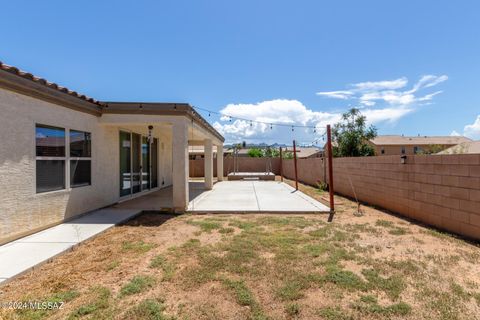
[0, 208, 141, 285]
[188, 181, 330, 213]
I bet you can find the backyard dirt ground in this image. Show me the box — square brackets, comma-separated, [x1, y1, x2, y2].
[0, 179, 479, 320]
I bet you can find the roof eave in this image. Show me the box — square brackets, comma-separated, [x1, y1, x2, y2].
[0, 68, 102, 116]
[100, 101, 225, 142]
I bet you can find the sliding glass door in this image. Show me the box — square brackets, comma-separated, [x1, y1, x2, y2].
[141, 136, 150, 191]
[119, 131, 131, 197]
[132, 133, 141, 194]
[151, 138, 158, 188]
[119, 131, 159, 197]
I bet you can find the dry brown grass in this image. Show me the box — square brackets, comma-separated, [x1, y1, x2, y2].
[0, 180, 479, 320]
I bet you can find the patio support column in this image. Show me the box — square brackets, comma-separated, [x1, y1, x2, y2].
[172, 120, 189, 212]
[216, 144, 224, 181]
[204, 139, 213, 189]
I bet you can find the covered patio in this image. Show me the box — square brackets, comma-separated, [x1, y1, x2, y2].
[100, 103, 225, 212]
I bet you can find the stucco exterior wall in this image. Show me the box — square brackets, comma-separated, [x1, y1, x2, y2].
[0, 88, 173, 244]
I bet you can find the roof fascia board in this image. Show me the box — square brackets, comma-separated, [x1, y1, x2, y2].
[0, 69, 102, 116]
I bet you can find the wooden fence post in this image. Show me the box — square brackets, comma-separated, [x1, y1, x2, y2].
[326, 125, 335, 218]
[293, 140, 298, 190]
[279, 147, 283, 182]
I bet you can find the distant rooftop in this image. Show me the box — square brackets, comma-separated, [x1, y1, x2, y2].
[437, 140, 480, 154]
[370, 135, 471, 146]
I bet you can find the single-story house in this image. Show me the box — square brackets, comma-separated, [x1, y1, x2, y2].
[0, 61, 224, 244]
[188, 146, 232, 160]
[282, 146, 323, 159]
[437, 140, 480, 154]
[368, 135, 471, 155]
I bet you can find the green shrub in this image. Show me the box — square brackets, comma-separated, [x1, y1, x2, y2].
[120, 275, 156, 296]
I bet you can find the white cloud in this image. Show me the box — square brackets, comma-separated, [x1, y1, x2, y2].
[213, 99, 340, 145]
[213, 99, 416, 144]
[450, 130, 461, 136]
[408, 75, 448, 93]
[463, 115, 480, 139]
[418, 91, 443, 102]
[316, 90, 353, 99]
[215, 74, 448, 144]
[352, 77, 408, 91]
[317, 74, 448, 108]
[363, 107, 414, 124]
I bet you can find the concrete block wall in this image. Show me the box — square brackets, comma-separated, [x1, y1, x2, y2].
[332, 155, 480, 240]
[282, 158, 326, 186]
[189, 157, 281, 177]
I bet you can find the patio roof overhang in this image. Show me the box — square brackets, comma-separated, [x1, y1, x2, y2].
[101, 102, 224, 143]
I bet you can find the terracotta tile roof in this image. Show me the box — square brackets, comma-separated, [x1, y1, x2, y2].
[0, 61, 101, 105]
[370, 135, 471, 146]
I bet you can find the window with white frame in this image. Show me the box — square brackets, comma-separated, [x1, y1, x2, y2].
[36, 124, 66, 193]
[35, 124, 92, 193]
[70, 130, 92, 187]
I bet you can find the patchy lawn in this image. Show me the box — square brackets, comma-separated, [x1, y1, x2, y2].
[1, 181, 479, 320]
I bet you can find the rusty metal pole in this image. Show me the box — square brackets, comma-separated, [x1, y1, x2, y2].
[279, 147, 283, 182]
[293, 140, 298, 190]
[326, 125, 335, 217]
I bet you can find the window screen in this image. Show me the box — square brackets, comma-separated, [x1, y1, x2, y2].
[36, 124, 66, 193]
[36, 160, 65, 193]
[70, 160, 91, 187]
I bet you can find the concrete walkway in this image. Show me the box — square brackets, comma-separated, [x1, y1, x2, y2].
[0, 208, 141, 285]
[188, 181, 330, 213]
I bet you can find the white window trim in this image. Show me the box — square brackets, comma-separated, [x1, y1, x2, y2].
[35, 124, 92, 194]
[69, 129, 92, 189]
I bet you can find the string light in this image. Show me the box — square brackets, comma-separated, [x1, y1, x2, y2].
[192, 105, 325, 131]
[192, 105, 330, 148]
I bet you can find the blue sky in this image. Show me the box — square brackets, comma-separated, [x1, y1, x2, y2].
[1, 0, 479, 144]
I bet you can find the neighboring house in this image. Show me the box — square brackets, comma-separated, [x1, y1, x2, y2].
[282, 147, 323, 158]
[188, 146, 231, 160]
[368, 135, 471, 155]
[437, 140, 480, 154]
[0, 61, 224, 244]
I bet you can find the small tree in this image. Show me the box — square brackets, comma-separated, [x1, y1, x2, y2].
[247, 148, 263, 157]
[264, 147, 280, 158]
[332, 108, 377, 157]
[416, 144, 447, 155]
[282, 151, 294, 159]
